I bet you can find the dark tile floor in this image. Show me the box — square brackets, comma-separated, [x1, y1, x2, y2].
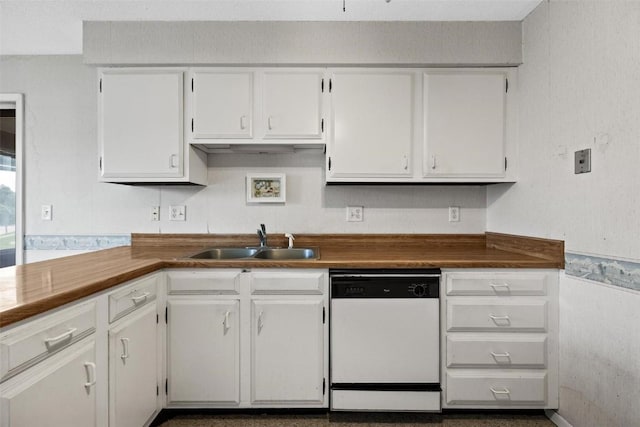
[155, 412, 555, 427]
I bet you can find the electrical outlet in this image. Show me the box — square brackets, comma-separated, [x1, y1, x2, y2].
[41, 205, 52, 221]
[347, 206, 364, 222]
[169, 205, 186, 221]
[448, 206, 460, 222]
[150, 206, 160, 221]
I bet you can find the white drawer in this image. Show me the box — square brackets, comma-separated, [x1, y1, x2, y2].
[447, 300, 547, 332]
[0, 301, 96, 380]
[109, 274, 158, 322]
[447, 335, 547, 368]
[251, 270, 325, 294]
[166, 269, 242, 294]
[445, 272, 550, 296]
[446, 371, 547, 406]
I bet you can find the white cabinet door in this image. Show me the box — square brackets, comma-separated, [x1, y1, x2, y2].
[167, 299, 240, 405]
[328, 71, 414, 178]
[263, 71, 323, 139]
[192, 71, 253, 139]
[0, 339, 97, 427]
[99, 70, 184, 178]
[424, 71, 507, 177]
[251, 300, 324, 405]
[109, 304, 158, 427]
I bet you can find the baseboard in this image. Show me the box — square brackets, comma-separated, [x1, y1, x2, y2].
[545, 409, 573, 427]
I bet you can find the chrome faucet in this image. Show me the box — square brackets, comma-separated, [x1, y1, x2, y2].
[257, 224, 268, 247]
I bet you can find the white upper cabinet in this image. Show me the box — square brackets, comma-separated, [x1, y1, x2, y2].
[327, 70, 415, 179]
[263, 71, 323, 139]
[189, 68, 325, 148]
[423, 70, 510, 179]
[192, 71, 254, 139]
[98, 68, 207, 184]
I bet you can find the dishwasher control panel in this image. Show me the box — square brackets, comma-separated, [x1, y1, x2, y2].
[331, 270, 440, 299]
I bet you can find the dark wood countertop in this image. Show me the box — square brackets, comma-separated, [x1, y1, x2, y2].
[0, 232, 564, 328]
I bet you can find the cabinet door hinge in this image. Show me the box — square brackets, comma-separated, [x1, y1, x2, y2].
[329, 79, 332, 93]
[191, 78, 194, 93]
[165, 306, 168, 324]
[191, 118, 194, 133]
[156, 314, 159, 324]
[156, 385, 159, 396]
[99, 157, 102, 172]
[99, 78, 102, 93]
[323, 378, 326, 395]
[321, 118, 324, 133]
[328, 157, 332, 171]
[322, 307, 326, 324]
[165, 379, 168, 395]
[505, 78, 509, 93]
[321, 78, 324, 93]
[505, 157, 508, 171]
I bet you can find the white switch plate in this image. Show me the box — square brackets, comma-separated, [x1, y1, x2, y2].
[169, 205, 186, 221]
[347, 206, 364, 222]
[150, 206, 160, 221]
[41, 205, 52, 221]
[448, 206, 460, 222]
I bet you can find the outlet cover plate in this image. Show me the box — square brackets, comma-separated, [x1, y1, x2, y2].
[448, 206, 460, 222]
[169, 205, 186, 221]
[41, 205, 52, 221]
[347, 206, 364, 222]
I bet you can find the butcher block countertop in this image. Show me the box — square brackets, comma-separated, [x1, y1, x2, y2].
[0, 232, 564, 328]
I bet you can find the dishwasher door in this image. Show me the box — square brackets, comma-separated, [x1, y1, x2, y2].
[331, 297, 439, 384]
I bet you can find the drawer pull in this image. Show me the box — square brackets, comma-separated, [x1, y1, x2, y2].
[44, 327, 77, 349]
[490, 283, 510, 291]
[120, 338, 130, 361]
[490, 387, 510, 395]
[84, 362, 97, 391]
[131, 292, 150, 304]
[490, 351, 511, 361]
[489, 314, 511, 325]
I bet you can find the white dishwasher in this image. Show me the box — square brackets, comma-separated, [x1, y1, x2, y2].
[330, 270, 441, 412]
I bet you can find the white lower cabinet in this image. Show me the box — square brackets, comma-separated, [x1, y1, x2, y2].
[167, 299, 240, 405]
[165, 269, 328, 408]
[109, 304, 158, 427]
[0, 339, 97, 427]
[251, 300, 324, 405]
[441, 269, 558, 409]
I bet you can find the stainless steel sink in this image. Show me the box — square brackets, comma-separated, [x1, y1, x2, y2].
[186, 247, 319, 260]
[252, 248, 319, 260]
[188, 247, 260, 259]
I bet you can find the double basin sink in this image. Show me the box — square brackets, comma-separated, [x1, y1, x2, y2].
[187, 247, 319, 260]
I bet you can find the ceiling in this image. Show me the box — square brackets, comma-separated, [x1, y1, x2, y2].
[0, 0, 542, 55]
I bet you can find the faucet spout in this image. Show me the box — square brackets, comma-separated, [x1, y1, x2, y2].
[257, 224, 268, 247]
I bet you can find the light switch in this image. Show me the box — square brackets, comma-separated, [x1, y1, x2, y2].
[575, 149, 591, 174]
[41, 205, 52, 221]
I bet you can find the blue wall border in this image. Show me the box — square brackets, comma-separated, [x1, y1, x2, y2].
[565, 252, 640, 292]
[25, 235, 131, 251]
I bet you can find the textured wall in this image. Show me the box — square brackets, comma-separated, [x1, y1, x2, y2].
[0, 55, 487, 262]
[487, 2, 640, 426]
[83, 21, 522, 66]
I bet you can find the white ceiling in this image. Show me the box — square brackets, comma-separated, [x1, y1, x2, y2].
[0, 0, 542, 55]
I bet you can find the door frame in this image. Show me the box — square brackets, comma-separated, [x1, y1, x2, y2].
[0, 94, 24, 265]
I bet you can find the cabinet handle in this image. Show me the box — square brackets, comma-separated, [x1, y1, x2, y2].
[131, 292, 150, 304]
[489, 314, 511, 325]
[240, 115, 247, 130]
[267, 116, 274, 130]
[84, 362, 97, 391]
[169, 154, 178, 168]
[490, 351, 511, 359]
[120, 337, 130, 360]
[257, 311, 264, 333]
[223, 311, 231, 331]
[44, 327, 77, 349]
[490, 387, 510, 395]
[431, 155, 437, 170]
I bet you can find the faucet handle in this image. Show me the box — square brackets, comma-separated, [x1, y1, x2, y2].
[285, 233, 295, 249]
[260, 223, 266, 234]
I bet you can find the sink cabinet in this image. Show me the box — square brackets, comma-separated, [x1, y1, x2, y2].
[165, 269, 328, 408]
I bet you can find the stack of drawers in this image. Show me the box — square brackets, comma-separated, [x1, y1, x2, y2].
[441, 269, 558, 409]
